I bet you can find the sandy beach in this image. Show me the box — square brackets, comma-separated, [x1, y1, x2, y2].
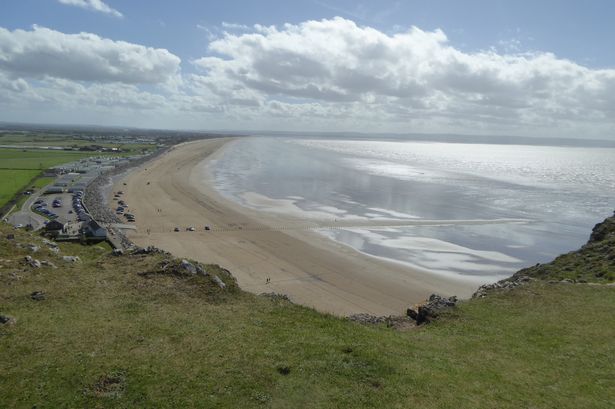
[113, 138, 479, 316]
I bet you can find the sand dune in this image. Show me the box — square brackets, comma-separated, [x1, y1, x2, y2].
[114, 138, 479, 316]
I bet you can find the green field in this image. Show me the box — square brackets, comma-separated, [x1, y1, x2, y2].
[0, 133, 154, 155]
[0, 169, 40, 209]
[0, 145, 145, 209]
[0, 148, 118, 170]
[0, 224, 613, 408]
[0, 148, 101, 209]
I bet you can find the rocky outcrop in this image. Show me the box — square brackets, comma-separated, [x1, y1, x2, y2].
[406, 294, 458, 325]
[129, 246, 170, 256]
[472, 275, 532, 298]
[589, 211, 615, 243]
[512, 210, 615, 283]
[348, 313, 390, 325]
[348, 313, 414, 329]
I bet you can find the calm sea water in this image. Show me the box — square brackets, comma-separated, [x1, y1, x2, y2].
[209, 137, 615, 283]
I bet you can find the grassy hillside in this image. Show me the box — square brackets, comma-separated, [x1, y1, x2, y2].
[515, 211, 615, 282]
[1, 222, 614, 408]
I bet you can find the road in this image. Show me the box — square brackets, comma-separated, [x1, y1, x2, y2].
[7, 190, 48, 230]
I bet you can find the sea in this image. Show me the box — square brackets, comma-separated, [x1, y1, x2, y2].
[209, 136, 615, 284]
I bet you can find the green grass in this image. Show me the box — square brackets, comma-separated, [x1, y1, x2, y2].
[0, 169, 40, 208]
[516, 213, 615, 283]
[0, 134, 155, 155]
[0, 145, 139, 210]
[1, 224, 613, 408]
[0, 148, 111, 170]
[30, 176, 55, 189]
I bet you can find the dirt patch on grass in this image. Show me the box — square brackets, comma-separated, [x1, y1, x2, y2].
[85, 370, 126, 398]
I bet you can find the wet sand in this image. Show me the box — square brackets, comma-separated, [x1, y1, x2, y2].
[114, 138, 478, 316]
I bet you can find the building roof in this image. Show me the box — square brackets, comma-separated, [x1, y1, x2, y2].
[45, 220, 64, 231]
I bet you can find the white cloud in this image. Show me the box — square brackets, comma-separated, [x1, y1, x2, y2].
[0, 25, 180, 84]
[191, 17, 615, 136]
[1, 18, 614, 137]
[221, 22, 251, 31]
[58, 0, 123, 18]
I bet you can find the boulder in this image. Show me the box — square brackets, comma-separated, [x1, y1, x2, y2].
[24, 255, 42, 268]
[212, 275, 226, 289]
[41, 260, 58, 269]
[407, 294, 457, 325]
[195, 264, 207, 276]
[62, 256, 81, 263]
[179, 259, 197, 275]
[27, 244, 40, 253]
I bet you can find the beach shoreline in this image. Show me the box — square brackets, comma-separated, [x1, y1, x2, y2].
[112, 137, 479, 316]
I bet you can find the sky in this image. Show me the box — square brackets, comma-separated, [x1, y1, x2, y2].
[1, 0, 614, 139]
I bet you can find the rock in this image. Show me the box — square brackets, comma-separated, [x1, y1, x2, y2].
[348, 313, 411, 329]
[406, 294, 458, 325]
[41, 260, 57, 269]
[471, 276, 531, 298]
[112, 248, 124, 256]
[589, 213, 615, 243]
[130, 246, 167, 256]
[212, 275, 226, 289]
[63, 256, 81, 263]
[24, 255, 42, 268]
[560, 278, 574, 284]
[30, 291, 46, 301]
[0, 315, 16, 325]
[27, 244, 40, 253]
[348, 313, 388, 325]
[179, 259, 197, 275]
[195, 264, 207, 276]
[43, 240, 59, 253]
